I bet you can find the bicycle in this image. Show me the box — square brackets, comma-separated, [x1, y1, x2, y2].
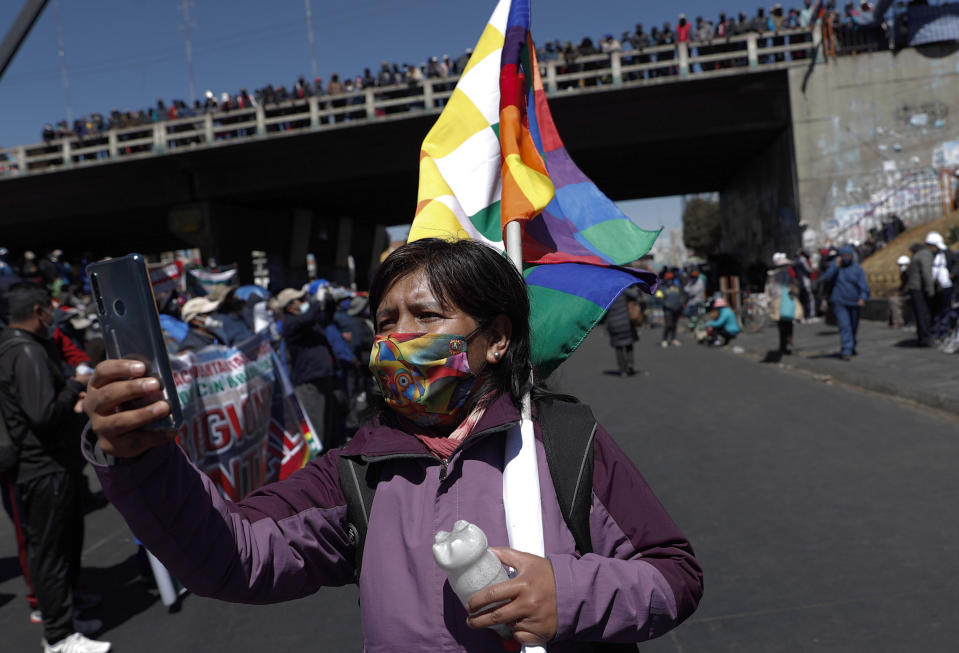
[740, 293, 769, 334]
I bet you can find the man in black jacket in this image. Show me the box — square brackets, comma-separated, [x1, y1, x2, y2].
[0, 283, 110, 652]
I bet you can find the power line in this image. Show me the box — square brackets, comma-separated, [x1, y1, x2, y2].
[305, 0, 319, 79]
[53, 0, 72, 124]
[178, 0, 197, 104]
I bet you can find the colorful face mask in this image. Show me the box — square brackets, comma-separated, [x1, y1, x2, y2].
[369, 331, 483, 428]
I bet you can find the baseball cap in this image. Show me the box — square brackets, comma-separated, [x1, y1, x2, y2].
[925, 231, 946, 250]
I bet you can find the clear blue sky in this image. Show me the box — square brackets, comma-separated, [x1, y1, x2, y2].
[0, 0, 728, 228]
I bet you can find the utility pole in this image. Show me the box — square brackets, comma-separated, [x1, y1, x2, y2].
[304, 0, 318, 79]
[53, 0, 72, 124]
[178, 0, 197, 104]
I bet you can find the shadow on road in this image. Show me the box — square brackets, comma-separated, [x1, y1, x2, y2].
[0, 592, 14, 609]
[894, 338, 927, 348]
[81, 552, 160, 635]
[761, 350, 784, 363]
[807, 352, 844, 360]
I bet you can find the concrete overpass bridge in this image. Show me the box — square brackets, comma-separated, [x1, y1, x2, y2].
[2, 27, 955, 288]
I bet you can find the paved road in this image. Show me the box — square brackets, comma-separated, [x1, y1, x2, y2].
[3, 329, 957, 651]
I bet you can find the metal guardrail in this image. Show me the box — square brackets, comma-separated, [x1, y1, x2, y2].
[0, 28, 817, 179]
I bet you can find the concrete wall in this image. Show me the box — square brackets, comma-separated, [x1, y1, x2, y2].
[789, 47, 959, 248]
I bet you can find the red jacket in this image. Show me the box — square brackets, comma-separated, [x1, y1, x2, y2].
[53, 327, 90, 367]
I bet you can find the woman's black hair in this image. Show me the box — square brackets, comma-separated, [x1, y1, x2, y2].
[369, 238, 533, 405]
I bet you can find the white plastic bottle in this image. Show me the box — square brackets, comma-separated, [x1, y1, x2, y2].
[433, 520, 511, 638]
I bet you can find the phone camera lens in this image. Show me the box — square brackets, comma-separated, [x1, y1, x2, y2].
[114, 299, 126, 316]
[91, 273, 105, 315]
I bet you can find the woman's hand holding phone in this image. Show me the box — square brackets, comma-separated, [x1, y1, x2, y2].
[83, 359, 177, 458]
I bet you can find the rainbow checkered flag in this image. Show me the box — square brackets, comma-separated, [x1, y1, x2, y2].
[410, 0, 660, 374]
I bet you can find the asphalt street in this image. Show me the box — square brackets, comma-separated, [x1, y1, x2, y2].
[2, 328, 957, 652]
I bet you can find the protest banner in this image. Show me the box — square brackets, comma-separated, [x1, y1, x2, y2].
[171, 332, 313, 501]
[187, 266, 238, 297]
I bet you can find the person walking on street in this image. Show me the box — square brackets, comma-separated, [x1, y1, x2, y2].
[822, 246, 870, 360]
[904, 239, 935, 347]
[887, 255, 911, 329]
[0, 283, 110, 653]
[926, 231, 956, 340]
[682, 269, 706, 332]
[765, 253, 803, 355]
[659, 271, 684, 348]
[605, 286, 640, 375]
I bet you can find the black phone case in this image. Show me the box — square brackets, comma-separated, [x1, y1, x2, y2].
[87, 254, 184, 431]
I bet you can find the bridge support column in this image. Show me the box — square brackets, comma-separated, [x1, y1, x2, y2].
[61, 139, 71, 168]
[546, 62, 558, 94]
[423, 81, 434, 111]
[678, 42, 690, 79]
[365, 88, 376, 121]
[204, 113, 214, 144]
[290, 209, 312, 270]
[153, 123, 166, 154]
[16, 145, 26, 173]
[335, 217, 353, 270]
[256, 106, 266, 138]
[747, 34, 759, 69]
[108, 132, 118, 159]
[611, 52, 623, 88]
[309, 97, 320, 129]
[720, 127, 800, 284]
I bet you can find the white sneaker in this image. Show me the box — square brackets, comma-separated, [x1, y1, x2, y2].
[660, 341, 668, 348]
[671, 339, 681, 347]
[42, 632, 111, 653]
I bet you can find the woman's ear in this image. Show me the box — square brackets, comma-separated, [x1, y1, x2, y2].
[485, 314, 512, 364]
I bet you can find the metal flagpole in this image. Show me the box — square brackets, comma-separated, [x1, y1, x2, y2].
[503, 218, 546, 653]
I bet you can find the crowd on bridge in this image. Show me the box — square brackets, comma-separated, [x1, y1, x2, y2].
[14, 0, 895, 157]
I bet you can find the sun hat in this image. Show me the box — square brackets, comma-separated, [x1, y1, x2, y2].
[181, 297, 222, 324]
[276, 288, 307, 309]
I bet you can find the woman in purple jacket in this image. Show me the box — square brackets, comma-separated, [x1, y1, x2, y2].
[81, 239, 702, 652]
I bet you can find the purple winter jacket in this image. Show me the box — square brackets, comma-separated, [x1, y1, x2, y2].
[84, 394, 702, 651]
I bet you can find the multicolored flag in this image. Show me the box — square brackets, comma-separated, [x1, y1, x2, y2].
[409, 0, 659, 373]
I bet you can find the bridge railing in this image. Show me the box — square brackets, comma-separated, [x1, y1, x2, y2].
[0, 28, 816, 179]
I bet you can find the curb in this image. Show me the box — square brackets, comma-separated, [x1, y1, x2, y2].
[733, 341, 959, 418]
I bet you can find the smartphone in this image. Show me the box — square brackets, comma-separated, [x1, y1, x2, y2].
[87, 254, 183, 431]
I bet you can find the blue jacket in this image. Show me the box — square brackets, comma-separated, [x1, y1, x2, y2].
[705, 307, 741, 335]
[822, 246, 870, 307]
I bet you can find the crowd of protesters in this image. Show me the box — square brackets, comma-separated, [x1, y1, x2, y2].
[25, 1, 892, 151]
[0, 246, 381, 651]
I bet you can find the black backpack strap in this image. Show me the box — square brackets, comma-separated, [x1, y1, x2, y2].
[337, 454, 379, 583]
[537, 399, 642, 653]
[535, 398, 597, 556]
